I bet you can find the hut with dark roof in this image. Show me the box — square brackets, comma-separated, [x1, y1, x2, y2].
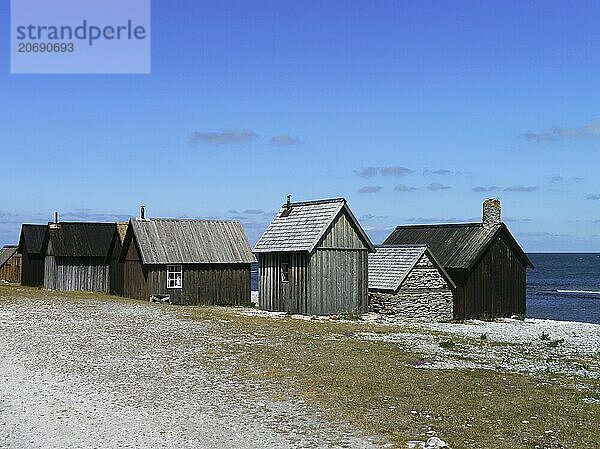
[368, 245, 455, 321]
[254, 197, 375, 315]
[108, 222, 128, 296]
[42, 220, 116, 292]
[18, 224, 47, 286]
[119, 217, 256, 305]
[0, 245, 22, 283]
[383, 198, 534, 319]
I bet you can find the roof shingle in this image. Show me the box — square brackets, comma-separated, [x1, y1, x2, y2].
[129, 219, 256, 265]
[0, 246, 18, 268]
[45, 222, 116, 258]
[383, 223, 533, 270]
[254, 198, 374, 252]
[18, 224, 46, 255]
[368, 245, 428, 291]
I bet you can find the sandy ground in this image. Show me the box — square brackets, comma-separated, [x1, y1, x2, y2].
[0, 293, 381, 449]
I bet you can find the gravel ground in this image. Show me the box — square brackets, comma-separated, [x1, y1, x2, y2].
[0, 292, 381, 449]
[238, 307, 600, 383]
[359, 315, 600, 381]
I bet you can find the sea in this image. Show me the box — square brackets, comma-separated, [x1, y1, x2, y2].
[250, 253, 600, 325]
[527, 253, 600, 325]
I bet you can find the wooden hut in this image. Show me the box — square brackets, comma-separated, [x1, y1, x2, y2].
[254, 197, 375, 315]
[18, 224, 47, 286]
[0, 245, 22, 283]
[119, 218, 256, 305]
[368, 245, 455, 321]
[383, 198, 534, 319]
[42, 221, 115, 292]
[108, 222, 128, 296]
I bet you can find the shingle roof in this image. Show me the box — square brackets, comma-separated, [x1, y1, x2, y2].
[369, 245, 428, 291]
[127, 219, 256, 265]
[18, 224, 47, 255]
[44, 222, 116, 258]
[383, 223, 533, 270]
[254, 198, 374, 253]
[368, 245, 455, 292]
[0, 246, 18, 268]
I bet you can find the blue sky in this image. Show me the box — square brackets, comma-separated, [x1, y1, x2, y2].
[1, 0, 599, 251]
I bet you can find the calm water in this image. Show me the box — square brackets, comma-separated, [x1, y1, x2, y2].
[251, 254, 600, 324]
[527, 253, 600, 324]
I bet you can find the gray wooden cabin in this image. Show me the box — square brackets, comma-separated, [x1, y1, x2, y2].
[119, 218, 256, 305]
[383, 198, 534, 319]
[17, 224, 47, 286]
[0, 245, 22, 283]
[108, 222, 128, 296]
[254, 197, 375, 315]
[42, 222, 115, 292]
[368, 245, 456, 321]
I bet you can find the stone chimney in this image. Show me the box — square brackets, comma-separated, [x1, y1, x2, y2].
[140, 205, 146, 220]
[482, 198, 501, 228]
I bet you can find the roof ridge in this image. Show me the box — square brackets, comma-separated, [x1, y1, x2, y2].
[395, 222, 485, 229]
[47, 221, 116, 226]
[282, 198, 346, 207]
[137, 218, 242, 223]
[2, 245, 18, 248]
[376, 244, 428, 248]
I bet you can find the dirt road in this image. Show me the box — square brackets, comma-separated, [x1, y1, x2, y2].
[0, 291, 379, 449]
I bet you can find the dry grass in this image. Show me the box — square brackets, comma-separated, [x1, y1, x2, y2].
[2, 284, 598, 448]
[195, 310, 600, 448]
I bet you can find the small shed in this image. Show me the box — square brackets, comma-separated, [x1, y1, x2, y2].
[254, 197, 375, 315]
[383, 198, 534, 319]
[42, 221, 116, 292]
[119, 218, 256, 305]
[368, 245, 455, 321]
[108, 222, 128, 296]
[0, 245, 22, 283]
[18, 224, 47, 286]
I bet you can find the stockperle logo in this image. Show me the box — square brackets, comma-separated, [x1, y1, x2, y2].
[11, 0, 151, 74]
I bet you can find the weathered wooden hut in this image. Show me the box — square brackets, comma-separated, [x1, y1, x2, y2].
[18, 224, 47, 286]
[42, 221, 116, 292]
[254, 197, 375, 315]
[0, 245, 22, 283]
[368, 245, 455, 321]
[119, 218, 256, 305]
[108, 222, 128, 296]
[383, 198, 534, 319]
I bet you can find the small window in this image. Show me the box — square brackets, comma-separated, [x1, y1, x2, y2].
[281, 262, 290, 283]
[167, 265, 183, 289]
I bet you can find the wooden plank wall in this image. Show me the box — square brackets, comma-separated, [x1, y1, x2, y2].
[21, 251, 45, 286]
[258, 209, 370, 315]
[307, 249, 368, 315]
[146, 264, 251, 306]
[319, 210, 366, 248]
[0, 253, 22, 283]
[453, 235, 526, 319]
[258, 252, 308, 313]
[123, 242, 148, 300]
[308, 209, 370, 315]
[109, 239, 124, 296]
[44, 256, 110, 292]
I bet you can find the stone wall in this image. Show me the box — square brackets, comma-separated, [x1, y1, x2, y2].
[369, 253, 454, 321]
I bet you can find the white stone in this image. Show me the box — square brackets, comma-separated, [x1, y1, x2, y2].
[425, 436, 448, 448]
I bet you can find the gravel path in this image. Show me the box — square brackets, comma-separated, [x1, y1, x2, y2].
[0, 294, 380, 449]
